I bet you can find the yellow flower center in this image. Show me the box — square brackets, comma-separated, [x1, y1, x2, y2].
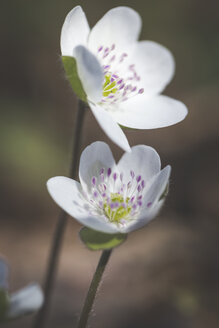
[104, 193, 131, 223]
[102, 74, 118, 97]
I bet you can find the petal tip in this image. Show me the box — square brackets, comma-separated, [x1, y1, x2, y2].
[124, 144, 132, 153]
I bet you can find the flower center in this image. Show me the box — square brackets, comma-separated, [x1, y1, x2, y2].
[96, 44, 144, 105]
[84, 167, 153, 227]
[102, 73, 118, 97]
[103, 193, 131, 223]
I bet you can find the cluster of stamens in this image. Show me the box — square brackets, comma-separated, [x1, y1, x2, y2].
[85, 167, 153, 227]
[96, 44, 144, 105]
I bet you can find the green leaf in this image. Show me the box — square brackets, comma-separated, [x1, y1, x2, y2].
[79, 227, 127, 251]
[62, 56, 87, 102]
[0, 289, 9, 321]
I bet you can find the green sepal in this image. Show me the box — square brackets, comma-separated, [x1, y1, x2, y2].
[79, 227, 127, 251]
[0, 289, 9, 321]
[119, 124, 137, 131]
[62, 56, 87, 102]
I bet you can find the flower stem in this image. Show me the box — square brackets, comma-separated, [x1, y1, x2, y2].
[33, 99, 86, 328]
[77, 250, 112, 328]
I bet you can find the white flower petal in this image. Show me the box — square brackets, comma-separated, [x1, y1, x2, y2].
[88, 7, 142, 52]
[141, 165, 171, 209]
[121, 165, 171, 233]
[119, 201, 164, 233]
[7, 284, 43, 319]
[117, 145, 161, 185]
[74, 46, 104, 103]
[89, 102, 131, 152]
[60, 6, 90, 57]
[112, 95, 188, 129]
[130, 41, 175, 95]
[79, 141, 116, 193]
[47, 177, 118, 233]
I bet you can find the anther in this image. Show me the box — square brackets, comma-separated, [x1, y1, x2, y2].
[107, 168, 112, 177]
[100, 168, 105, 175]
[92, 177, 96, 186]
[113, 173, 117, 181]
[130, 171, 135, 179]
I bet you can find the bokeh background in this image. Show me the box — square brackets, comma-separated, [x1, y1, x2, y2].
[0, 0, 218, 327]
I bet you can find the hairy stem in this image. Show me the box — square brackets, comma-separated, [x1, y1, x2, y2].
[77, 250, 112, 328]
[33, 100, 86, 328]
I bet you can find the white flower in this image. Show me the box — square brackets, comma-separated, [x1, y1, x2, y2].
[47, 142, 171, 234]
[0, 258, 43, 321]
[0, 258, 44, 323]
[61, 6, 188, 152]
[6, 284, 44, 319]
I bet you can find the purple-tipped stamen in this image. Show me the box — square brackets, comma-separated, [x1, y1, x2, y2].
[100, 174, 105, 182]
[137, 185, 141, 193]
[93, 191, 98, 198]
[103, 184, 107, 191]
[119, 84, 125, 90]
[110, 203, 115, 209]
[130, 170, 135, 179]
[100, 168, 104, 175]
[110, 55, 116, 62]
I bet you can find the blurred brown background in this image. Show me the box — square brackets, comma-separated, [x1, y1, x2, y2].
[0, 0, 219, 327]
